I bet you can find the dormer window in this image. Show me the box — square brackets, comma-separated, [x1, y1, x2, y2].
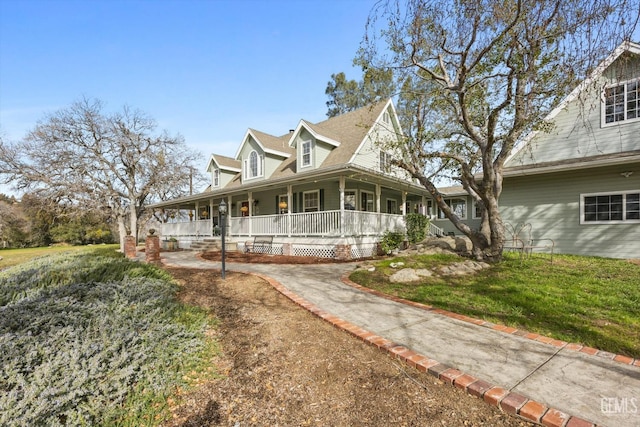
[213, 169, 220, 187]
[244, 150, 263, 179]
[603, 79, 640, 125]
[301, 140, 312, 167]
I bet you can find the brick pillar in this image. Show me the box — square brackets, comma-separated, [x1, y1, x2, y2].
[335, 244, 352, 261]
[145, 235, 161, 263]
[124, 235, 137, 259]
[282, 242, 292, 256]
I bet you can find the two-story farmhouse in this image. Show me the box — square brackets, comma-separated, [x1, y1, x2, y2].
[150, 99, 440, 259]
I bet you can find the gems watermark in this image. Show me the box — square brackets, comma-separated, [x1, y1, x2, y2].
[601, 397, 638, 414]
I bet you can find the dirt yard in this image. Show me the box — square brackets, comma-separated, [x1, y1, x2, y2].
[163, 265, 532, 426]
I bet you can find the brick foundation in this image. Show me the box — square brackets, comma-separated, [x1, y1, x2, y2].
[145, 235, 160, 263]
[124, 235, 137, 259]
[334, 244, 352, 261]
[282, 243, 292, 256]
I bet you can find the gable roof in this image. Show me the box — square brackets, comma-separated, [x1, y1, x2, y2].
[206, 154, 241, 172]
[505, 40, 640, 169]
[288, 120, 341, 148]
[234, 129, 293, 160]
[204, 100, 394, 190]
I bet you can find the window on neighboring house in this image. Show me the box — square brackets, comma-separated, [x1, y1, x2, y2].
[213, 169, 219, 187]
[581, 191, 640, 223]
[361, 191, 375, 212]
[473, 199, 483, 219]
[303, 190, 319, 212]
[379, 151, 392, 173]
[437, 198, 467, 219]
[603, 79, 640, 125]
[244, 150, 263, 179]
[301, 140, 312, 167]
[344, 190, 356, 210]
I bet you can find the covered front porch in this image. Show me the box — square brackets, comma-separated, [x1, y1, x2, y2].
[150, 169, 443, 258]
[160, 209, 407, 239]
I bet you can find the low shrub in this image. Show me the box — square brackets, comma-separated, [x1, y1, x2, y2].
[0, 251, 210, 425]
[380, 230, 405, 254]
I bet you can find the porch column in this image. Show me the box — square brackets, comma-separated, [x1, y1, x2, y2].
[248, 191, 253, 237]
[209, 199, 214, 236]
[226, 195, 231, 235]
[195, 201, 200, 238]
[421, 195, 426, 216]
[339, 176, 345, 237]
[287, 185, 292, 237]
[376, 184, 381, 233]
[402, 192, 407, 215]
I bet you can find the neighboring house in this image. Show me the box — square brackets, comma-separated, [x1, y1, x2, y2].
[433, 41, 639, 259]
[500, 40, 640, 259]
[149, 100, 441, 259]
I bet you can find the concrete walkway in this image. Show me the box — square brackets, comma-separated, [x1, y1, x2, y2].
[158, 251, 640, 427]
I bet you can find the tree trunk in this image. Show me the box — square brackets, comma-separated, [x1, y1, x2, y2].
[117, 217, 127, 253]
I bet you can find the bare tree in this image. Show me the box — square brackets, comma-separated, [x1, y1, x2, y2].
[0, 98, 202, 250]
[360, 0, 639, 261]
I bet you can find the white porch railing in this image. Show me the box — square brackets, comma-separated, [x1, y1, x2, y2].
[159, 210, 444, 239]
[161, 219, 211, 239]
[428, 221, 445, 237]
[161, 210, 407, 238]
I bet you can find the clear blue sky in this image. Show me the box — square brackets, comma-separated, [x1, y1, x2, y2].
[0, 0, 374, 177]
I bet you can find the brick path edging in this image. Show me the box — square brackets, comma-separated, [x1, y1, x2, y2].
[341, 274, 640, 368]
[248, 271, 598, 427]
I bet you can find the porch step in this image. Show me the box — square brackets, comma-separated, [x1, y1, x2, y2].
[189, 239, 238, 252]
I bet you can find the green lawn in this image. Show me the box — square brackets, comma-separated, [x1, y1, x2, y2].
[0, 244, 118, 270]
[350, 252, 640, 358]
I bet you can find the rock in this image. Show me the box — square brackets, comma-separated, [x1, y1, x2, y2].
[454, 237, 473, 254]
[437, 260, 490, 276]
[389, 268, 421, 283]
[415, 268, 433, 277]
[389, 261, 405, 268]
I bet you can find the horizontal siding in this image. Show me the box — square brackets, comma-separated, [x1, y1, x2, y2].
[501, 163, 640, 258]
[508, 56, 640, 167]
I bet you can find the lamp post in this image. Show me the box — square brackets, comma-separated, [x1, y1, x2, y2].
[218, 199, 227, 279]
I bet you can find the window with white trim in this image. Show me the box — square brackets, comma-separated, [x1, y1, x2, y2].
[303, 190, 319, 212]
[301, 140, 312, 167]
[361, 190, 375, 212]
[581, 191, 640, 223]
[473, 199, 483, 219]
[244, 150, 263, 179]
[213, 168, 220, 187]
[603, 79, 640, 125]
[379, 151, 392, 173]
[344, 190, 356, 210]
[386, 198, 398, 214]
[437, 198, 467, 219]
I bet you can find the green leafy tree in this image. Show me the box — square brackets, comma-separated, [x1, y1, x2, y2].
[325, 68, 395, 117]
[357, 0, 638, 261]
[0, 198, 28, 248]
